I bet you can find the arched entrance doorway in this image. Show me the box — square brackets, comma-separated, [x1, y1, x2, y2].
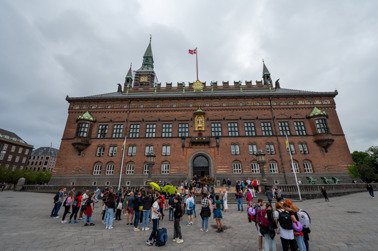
[193, 155, 209, 178]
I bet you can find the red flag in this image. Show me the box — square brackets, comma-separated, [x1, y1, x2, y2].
[188, 48, 197, 55]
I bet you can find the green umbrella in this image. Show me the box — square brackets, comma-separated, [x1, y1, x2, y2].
[149, 182, 160, 191]
[167, 186, 177, 195]
[162, 185, 172, 192]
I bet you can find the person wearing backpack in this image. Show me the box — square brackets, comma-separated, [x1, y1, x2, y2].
[254, 198, 265, 251]
[145, 197, 163, 246]
[298, 208, 311, 251]
[288, 203, 306, 251]
[259, 203, 277, 251]
[83, 192, 95, 226]
[69, 191, 82, 224]
[173, 196, 184, 243]
[186, 193, 195, 226]
[51, 188, 66, 218]
[61, 191, 73, 223]
[274, 202, 297, 251]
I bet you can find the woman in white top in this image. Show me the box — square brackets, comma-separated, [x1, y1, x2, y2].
[186, 193, 195, 226]
[274, 202, 297, 251]
[223, 189, 228, 212]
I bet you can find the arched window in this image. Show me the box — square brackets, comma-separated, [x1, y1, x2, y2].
[143, 163, 149, 175]
[106, 162, 115, 175]
[233, 161, 242, 174]
[291, 160, 300, 173]
[303, 160, 313, 173]
[269, 161, 278, 173]
[126, 162, 135, 175]
[161, 162, 170, 174]
[93, 162, 102, 175]
[251, 161, 259, 173]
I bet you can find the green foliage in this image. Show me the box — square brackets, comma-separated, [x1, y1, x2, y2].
[349, 147, 378, 182]
[0, 167, 52, 185]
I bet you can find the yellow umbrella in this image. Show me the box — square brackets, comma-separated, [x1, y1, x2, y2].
[149, 182, 160, 191]
[162, 185, 172, 192]
[167, 186, 178, 195]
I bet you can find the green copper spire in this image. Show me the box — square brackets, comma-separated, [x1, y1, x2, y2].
[138, 36, 154, 71]
[126, 64, 133, 79]
[262, 61, 270, 77]
[77, 111, 96, 122]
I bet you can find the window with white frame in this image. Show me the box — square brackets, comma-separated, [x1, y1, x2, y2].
[18, 147, 23, 154]
[76, 123, 89, 137]
[162, 123, 172, 137]
[11, 146, 16, 152]
[248, 144, 257, 155]
[3, 144, 8, 151]
[211, 123, 222, 137]
[266, 143, 275, 155]
[287, 143, 295, 154]
[145, 145, 153, 156]
[162, 145, 170, 156]
[22, 157, 26, 163]
[233, 162, 242, 174]
[291, 161, 300, 173]
[178, 123, 189, 137]
[298, 143, 309, 154]
[128, 145, 136, 156]
[315, 118, 329, 134]
[228, 122, 239, 136]
[126, 163, 135, 175]
[303, 160, 313, 173]
[15, 156, 20, 163]
[231, 144, 240, 155]
[278, 121, 291, 136]
[97, 124, 108, 138]
[244, 122, 256, 136]
[251, 162, 259, 173]
[106, 163, 115, 175]
[143, 164, 149, 175]
[0, 152, 4, 160]
[261, 122, 273, 136]
[96, 145, 105, 157]
[93, 163, 102, 175]
[112, 124, 123, 138]
[129, 124, 140, 138]
[7, 155, 12, 161]
[269, 161, 279, 173]
[25, 149, 29, 155]
[145, 124, 156, 137]
[294, 121, 307, 135]
[109, 145, 117, 157]
[161, 163, 170, 174]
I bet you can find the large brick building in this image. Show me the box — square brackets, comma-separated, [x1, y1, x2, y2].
[51, 39, 353, 186]
[26, 147, 59, 172]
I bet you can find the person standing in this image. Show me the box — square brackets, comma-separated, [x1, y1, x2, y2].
[133, 192, 143, 231]
[173, 196, 184, 243]
[227, 179, 231, 191]
[142, 191, 153, 231]
[186, 193, 195, 226]
[266, 187, 274, 204]
[252, 179, 258, 196]
[223, 189, 229, 212]
[168, 195, 175, 221]
[69, 191, 82, 224]
[259, 203, 277, 251]
[115, 193, 124, 221]
[79, 190, 89, 220]
[61, 191, 73, 223]
[276, 188, 283, 202]
[219, 190, 224, 211]
[126, 192, 135, 225]
[105, 188, 115, 230]
[51, 188, 66, 218]
[95, 187, 100, 203]
[200, 193, 211, 232]
[274, 202, 297, 251]
[145, 197, 162, 246]
[247, 188, 254, 206]
[367, 183, 375, 198]
[213, 195, 223, 233]
[1, 182, 6, 192]
[83, 192, 95, 226]
[321, 186, 329, 202]
[236, 181, 241, 193]
[235, 190, 243, 211]
[254, 198, 265, 251]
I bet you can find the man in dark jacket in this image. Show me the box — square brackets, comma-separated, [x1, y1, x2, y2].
[142, 192, 154, 230]
[133, 192, 143, 231]
[173, 196, 184, 243]
[265, 187, 274, 204]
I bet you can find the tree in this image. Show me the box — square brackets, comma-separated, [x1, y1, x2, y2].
[349, 147, 378, 182]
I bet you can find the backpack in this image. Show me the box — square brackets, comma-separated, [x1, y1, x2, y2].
[297, 210, 311, 228]
[53, 192, 59, 203]
[188, 200, 194, 210]
[247, 206, 256, 223]
[278, 210, 293, 230]
[155, 228, 168, 246]
[72, 196, 79, 207]
[256, 209, 270, 228]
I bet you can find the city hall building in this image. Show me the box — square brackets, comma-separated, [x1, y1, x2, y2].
[51, 40, 353, 187]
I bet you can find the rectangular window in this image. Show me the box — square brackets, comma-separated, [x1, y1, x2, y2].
[112, 124, 123, 138]
[11, 146, 16, 152]
[25, 149, 29, 155]
[126, 163, 135, 175]
[97, 124, 108, 138]
[233, 163, 242, 174]
[109, 146, 117, 157]
[76, 123, 89, 137]
[129, 124, 140, 138]
[294, 121, 307, 136]
[315, 119, 329, 134]
[3, 144, 8, 151]
[162, 145, 170, 156]
[266, 144, 275, 155]
[287, 143, 295, 154]
[278, 121, 291, 136]
[161, 163, 170, 174]
[298, 143, 309, 154]
[178, 123, 189, 137]
[228, 122, 239, 136]
[162, 123, 172, 137]
[269, 162, 278, 173]
[143, 164, 149, 175]
[7, 155, 12, 161]
[106, 164, 115, 175]
[15, 156, 20, 163]
[128, 145, 136, 156]
[211, 123, 222, 137]
[18, 147, 23, 154]
[0, 153, 4, 160]
[145, 124, 156, 137]
[251, 162, 260, 173]
[145, 145, 153, 156]
[248, 144, 257, 155]
[261, 122, 273, 136]
[96, 146, 105, 157]
[231, 144, 240, 155]
[244, 122, 256, 136]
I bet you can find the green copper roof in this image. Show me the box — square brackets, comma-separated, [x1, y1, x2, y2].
[137, 39, 154, 71]
[262, 62, 270, 77]
[77, 111, 96, 122]
[126, 66, 133, 79]
[307, 107, 327, 118]
[144, 39, 153, 57]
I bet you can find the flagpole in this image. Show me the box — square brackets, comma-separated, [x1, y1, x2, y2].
[196, 47, 198, 80]
[118, 135, 127, 191]
[287, 134, 302, 200]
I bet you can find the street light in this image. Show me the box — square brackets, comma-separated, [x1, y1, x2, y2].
[256, 149, 267, 193]
[146, 150, 156, 182]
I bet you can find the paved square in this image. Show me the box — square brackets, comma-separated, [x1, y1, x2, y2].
[0, 191, 377, 250]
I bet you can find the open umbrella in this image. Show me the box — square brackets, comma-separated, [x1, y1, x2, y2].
[149, 182, 160, 191]
[167, 186, 178, 195]
[162, 185, 172, 193]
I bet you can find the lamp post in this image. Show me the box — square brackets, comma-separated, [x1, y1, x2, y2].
[146, 150, 156, 184]
[256, 149, 267, 193]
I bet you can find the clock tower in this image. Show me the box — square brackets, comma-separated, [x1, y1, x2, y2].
[133, 37, 156, 88]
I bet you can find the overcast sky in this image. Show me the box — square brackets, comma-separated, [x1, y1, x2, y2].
[0, 0, 377, 152]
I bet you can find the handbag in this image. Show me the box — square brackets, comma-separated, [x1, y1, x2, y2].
[117, 202, 123, 210]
